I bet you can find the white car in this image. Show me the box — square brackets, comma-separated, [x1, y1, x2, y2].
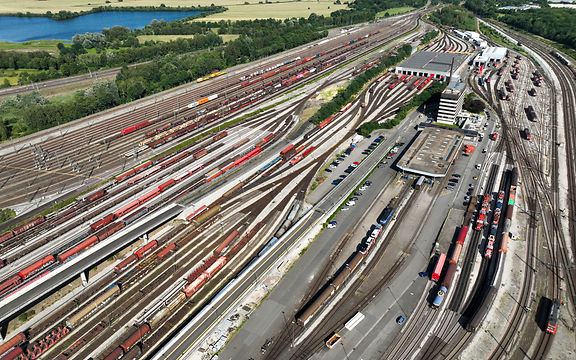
[328, 221, 337, 229]
[346, 201, 356, 206]
[359, 186, 367, 191]
[342, 207, 350, 211]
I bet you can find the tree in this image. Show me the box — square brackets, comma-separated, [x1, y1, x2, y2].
[0, 208, 16, 223]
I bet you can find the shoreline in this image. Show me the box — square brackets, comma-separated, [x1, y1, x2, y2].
[0, 5, 226, 21]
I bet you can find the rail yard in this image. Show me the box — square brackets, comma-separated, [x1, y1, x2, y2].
[0, 5, 575, 360]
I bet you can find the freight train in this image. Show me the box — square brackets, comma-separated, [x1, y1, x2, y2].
[432, 225, 469, 308]
[0, 216, 46, 245]
[296, 223, 383, 326]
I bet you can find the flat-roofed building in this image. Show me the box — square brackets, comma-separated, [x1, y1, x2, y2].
[437, 78, 466, 125]
[395, 51, 469, 81]
[396, 127, 464, 177]
[474, 47, 508, 66]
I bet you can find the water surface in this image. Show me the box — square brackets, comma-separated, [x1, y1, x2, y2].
[0, 11, 202, 42]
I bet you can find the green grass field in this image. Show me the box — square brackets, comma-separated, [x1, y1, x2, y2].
[0, 69, 43, 86]
[376, 6, 415, 18]
[0, 40, 62, 52]
[1, 0, 348, 19]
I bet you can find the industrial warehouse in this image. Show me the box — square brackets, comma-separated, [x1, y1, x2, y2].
[394, 51, 470, 80]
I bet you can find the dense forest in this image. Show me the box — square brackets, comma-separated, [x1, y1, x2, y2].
[0, 0, 429, 140]
[463, 0, 575, 51]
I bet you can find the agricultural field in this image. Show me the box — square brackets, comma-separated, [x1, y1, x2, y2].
[0, 0, 348, 19]
[376, 6, 415, 18]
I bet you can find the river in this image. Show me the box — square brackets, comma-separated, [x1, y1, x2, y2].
[0, 10, 203, 42]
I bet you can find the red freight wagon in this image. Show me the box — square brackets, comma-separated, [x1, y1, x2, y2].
[192, 148, 208, 159]
[135, 240, 158, 259]
[1, 345, 23, 360]
[214, 230, 240, 255]
[279, 144, 295, 157]
[86, 189, 107, 203]
[212, 131, 228, 142]
[183, 275, 207, 297]
[12, 216, 46, 236]
[120, 323, 151, 353]
[90, 214, 116, 232]
[114, 255, 138, 273]
[0, 275, 21, 294]
[157, 243, 177, 259]
[114, 200, 141, 218]
[0, 231, 14, 244]
[18, 255, 55, 279]
[431, 253, 446, 282]
[205, 257, 227, 278]
[302, 146, 316, 157]
[0, 333, 26, 357]
[95, 222, 125, 241]
[137, 189, 161, 204]
[158, 179, 176, 192]
[58, 236, 99, 263]
[456, 225, 469, 245]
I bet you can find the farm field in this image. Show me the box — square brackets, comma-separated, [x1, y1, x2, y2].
[376, 6, 415, 18]
[0, 0, 348, 19]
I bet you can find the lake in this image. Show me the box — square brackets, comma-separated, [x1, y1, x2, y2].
[0, 11, 203, 42]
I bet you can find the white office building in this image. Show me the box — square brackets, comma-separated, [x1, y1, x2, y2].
[437, 78, 466, 125]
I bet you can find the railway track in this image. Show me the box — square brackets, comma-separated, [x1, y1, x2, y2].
[0, 18, 419, 208]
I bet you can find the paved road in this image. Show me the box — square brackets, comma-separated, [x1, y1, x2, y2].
[0, 204, 183, 323]
[150, 104, 424, 359]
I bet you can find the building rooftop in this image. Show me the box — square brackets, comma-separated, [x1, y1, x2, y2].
[475, 47, 508, 63]
[397, 51, 469, 75]
[442, 78, 466, 98]
[396, 127, 464, 177]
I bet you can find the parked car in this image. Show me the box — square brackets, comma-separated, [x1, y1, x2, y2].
[328, 221, 337, 229]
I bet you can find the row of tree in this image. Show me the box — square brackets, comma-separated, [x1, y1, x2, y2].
[357, 81, 446, 136]
[309, 44, 413, 125]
